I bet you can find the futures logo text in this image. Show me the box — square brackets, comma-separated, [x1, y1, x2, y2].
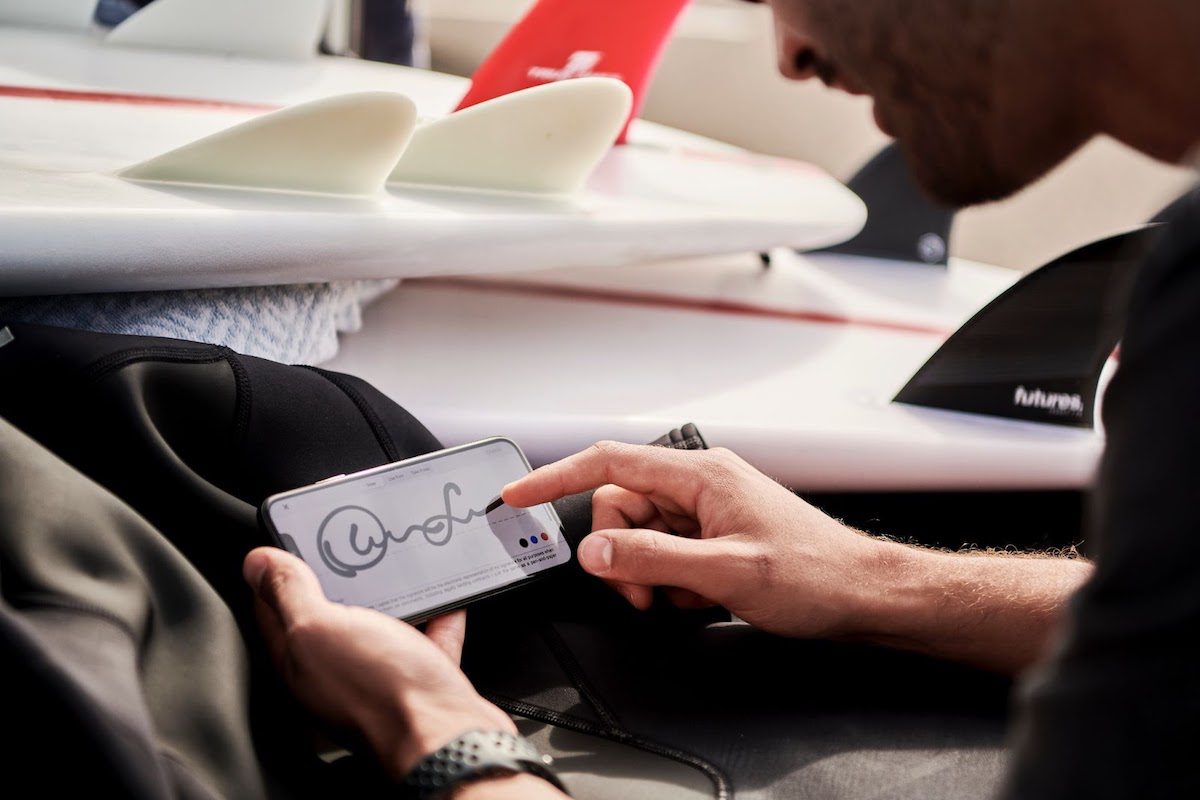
[1013, 386, 1084, 417]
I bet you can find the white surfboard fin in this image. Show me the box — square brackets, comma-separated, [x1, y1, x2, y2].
[0, 0, 96, 30]
[120, 92, 417, 196]
[895, 227, 1159, 428]
[389, 78, 633, 194]
[105, 0, 328, 60]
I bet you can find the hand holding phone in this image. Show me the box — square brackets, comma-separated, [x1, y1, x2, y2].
[260, 438, 571, 623]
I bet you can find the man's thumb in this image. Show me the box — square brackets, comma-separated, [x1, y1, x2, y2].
[244, 547, 326, 627]
[577, 529, 725, 595]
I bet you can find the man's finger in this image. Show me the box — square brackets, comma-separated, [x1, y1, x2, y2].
[590, 486, 671, 609]
[592, 484, 668, 534]
[424, 611, 467, 665]
[503, 441, 705, 508]
[599, 577, 654, 610]
[243, 547, 327, 630]
[576, 529, 734, 600]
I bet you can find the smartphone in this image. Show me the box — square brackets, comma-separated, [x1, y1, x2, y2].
[259, 438, 571, 623]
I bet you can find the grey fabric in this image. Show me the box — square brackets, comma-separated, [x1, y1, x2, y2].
[517, 718, 715, 800]
[0, 418, 268, 798]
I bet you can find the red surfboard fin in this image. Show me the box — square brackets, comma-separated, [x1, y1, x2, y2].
[455, 0, 691, 144]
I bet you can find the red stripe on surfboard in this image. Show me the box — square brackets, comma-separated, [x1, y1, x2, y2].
[0, 84, 277, 113]
[413, 277, 952, 337]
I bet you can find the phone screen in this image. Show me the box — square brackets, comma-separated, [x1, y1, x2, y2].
[261, 438, 570, 622]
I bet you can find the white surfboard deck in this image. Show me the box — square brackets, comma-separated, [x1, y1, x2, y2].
[325, 251, 1106, 492]
[0, 26, 865, 296]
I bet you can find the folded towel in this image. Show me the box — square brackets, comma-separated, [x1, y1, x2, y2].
[0, 280, 397, 365]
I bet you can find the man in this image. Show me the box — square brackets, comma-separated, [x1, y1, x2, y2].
[245, 1, 1200, 797]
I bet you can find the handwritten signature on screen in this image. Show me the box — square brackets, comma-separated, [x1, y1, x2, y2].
[316, 482, 496, 578]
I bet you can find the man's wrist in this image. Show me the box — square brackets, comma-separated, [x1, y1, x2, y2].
[369, 691, 518, 779]
[837, 535, 938, 644]
[402, 730, 567, 799]
[450, 772, 568, 799]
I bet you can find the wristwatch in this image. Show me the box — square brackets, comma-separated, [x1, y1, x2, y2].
[402, 730, 569, 799]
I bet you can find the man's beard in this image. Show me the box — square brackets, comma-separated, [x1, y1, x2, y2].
[888, 98, 1088, 209]
[891, 114, 1023, 208]
[870, 55, 1025, 209]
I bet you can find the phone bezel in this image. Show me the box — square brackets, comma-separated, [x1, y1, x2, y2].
[258, 437, 570, 624]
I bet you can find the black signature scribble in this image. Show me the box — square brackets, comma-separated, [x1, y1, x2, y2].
[317, 482, 488, 578]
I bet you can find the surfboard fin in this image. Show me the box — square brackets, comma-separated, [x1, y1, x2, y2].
[389, 78, 632, 194]
[0, 0, 96, 30]
[1149, 187, 1199, 224]
[454, 0, 690, 144]
[818, 143, 956, 265]
[105, 0, 328, 60]
[120, 92, 417, 196]
[894, 227, 1160, 428]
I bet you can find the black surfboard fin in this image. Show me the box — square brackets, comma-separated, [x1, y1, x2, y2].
[1149, 187, 1199, 224]
[893, 226, 1160, 428]
[817, 143, 956, 265]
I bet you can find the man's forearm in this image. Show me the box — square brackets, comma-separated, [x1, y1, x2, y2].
[848, 540, 1092, 675]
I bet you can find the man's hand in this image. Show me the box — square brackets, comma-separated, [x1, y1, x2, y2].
[504, 442, 883, 639]
[243, 547, 514, 779]
[503, 442, 1092, 674]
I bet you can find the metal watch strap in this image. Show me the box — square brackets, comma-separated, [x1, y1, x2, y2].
[402, 730, 568, 799]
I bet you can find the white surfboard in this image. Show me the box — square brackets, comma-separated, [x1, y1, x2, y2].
[0, 25, 864, 296]
[324, 251, 1107, 492]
